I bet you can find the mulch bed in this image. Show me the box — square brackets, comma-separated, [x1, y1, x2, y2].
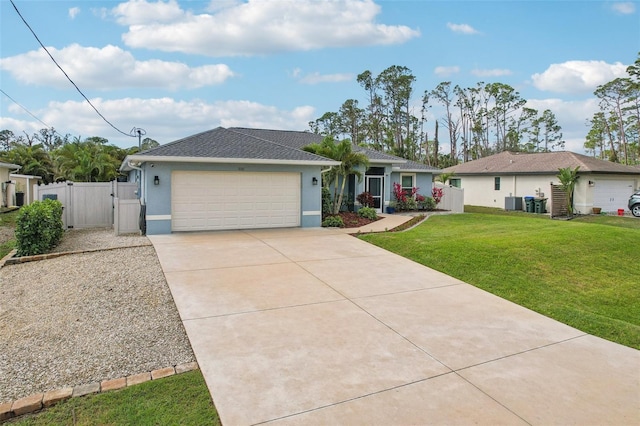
[328, 211, 426, 231]
[331, 212, 380, 228]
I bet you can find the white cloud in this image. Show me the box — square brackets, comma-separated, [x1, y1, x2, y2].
[531, 60, 629, 93]
[111, 0, 185, 25]
[434, 66, 460, 77]
[446, 22, 479, 35]
[68, 7, 80, 19]
[3, 97, 316, 147]
[112, 0, 420, 57]
[296, 71, 353, 84]
[0, 44, 235, 90]
[205, 0, 240, 13]
[611, 2, 636, 14]
[0, 117, 43, 138]
[471, 68, 512, 77]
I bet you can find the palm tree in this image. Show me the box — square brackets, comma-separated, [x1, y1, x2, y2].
[557, 166, 580, 216]
[54, 140, 118, 182]
[304, 137, 369, 214]
[435, 171, 456, 185]
[0, 143, 54, 182]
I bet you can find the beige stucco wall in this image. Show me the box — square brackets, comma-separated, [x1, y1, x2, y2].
[458, 174, 639, 213]
[459, 174, 556, 209]
[10, 175, 40, 204]
[0, 166, 10, 183]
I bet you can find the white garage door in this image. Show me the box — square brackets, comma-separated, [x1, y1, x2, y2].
[593, 179, 635, 212]
[172, 171, 301, 231]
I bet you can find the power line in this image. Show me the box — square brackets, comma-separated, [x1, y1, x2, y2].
[9, 0, 138, 138]
[0, 88, 52, 130]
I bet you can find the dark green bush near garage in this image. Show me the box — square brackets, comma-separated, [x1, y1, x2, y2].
[15, 199, 64, 256]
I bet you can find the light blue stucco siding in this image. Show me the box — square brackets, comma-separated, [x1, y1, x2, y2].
[140, 161, 323, 234]
[390, 171, 434, 198]
[338, 165, 434, 209]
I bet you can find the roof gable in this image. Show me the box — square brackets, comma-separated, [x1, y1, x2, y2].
[442, 151, 640, 175]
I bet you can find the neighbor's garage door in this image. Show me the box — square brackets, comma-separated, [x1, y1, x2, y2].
[172, 171, 300, 231]
[593, 179, 635, 212]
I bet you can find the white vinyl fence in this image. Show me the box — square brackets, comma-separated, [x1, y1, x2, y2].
[434, 183, 464, 213]
[114, 198, 141, 235]
[34, 180, 139, 234]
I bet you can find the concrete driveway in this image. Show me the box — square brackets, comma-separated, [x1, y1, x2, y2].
[149, 224, 639, 425]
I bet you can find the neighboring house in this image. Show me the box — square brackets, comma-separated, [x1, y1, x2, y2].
[441, 151, 640, 214]
[120, 127, 439, 234]
[10, 173, 42, 205]
[1, 161, 21, 208]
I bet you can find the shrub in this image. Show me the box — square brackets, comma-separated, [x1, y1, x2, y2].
[358, 207, 377, 220]
[392, 182, 419, 211]
[404, 197, 418, 211]
[356, 192, 374, 208]
[321, 215, 344, 227]
[431, 187, 444, 205]
[15, 199, 64, 256]
[321, 187, 332, 216]
[419, 196, 436, 211]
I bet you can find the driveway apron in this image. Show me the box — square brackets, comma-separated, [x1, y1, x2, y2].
[149, 228, 639, 426]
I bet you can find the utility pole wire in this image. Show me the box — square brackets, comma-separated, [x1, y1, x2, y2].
[0, 88, 52, 130]
[9, 0, 138, 138]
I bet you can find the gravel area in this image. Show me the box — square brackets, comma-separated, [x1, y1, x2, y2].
[0, 229, 195, 404]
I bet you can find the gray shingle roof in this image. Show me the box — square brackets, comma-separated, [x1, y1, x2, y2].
[228, 127, 323, 149]
[124, 127, 441, 171]
[397, 159, 440, 172]
[134, 127, 333, 163]
[230, 128, 426, 165]
[442, 151, 640, 175]
[230, 128, 410, 163]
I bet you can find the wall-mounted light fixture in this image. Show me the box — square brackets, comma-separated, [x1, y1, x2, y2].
[312, 177, 318, 186]
[154, 175, 160, 185]
[588, 180, 595, 187]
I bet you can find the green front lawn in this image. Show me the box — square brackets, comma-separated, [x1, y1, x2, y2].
[8, 370, 220, 425]
[362, 208, 640, 349]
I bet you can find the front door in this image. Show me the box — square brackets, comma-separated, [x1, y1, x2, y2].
[366, 176, 383, 213]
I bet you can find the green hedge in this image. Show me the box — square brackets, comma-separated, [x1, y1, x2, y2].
[15, 199, 64, 256]
[321, 215, 344, 228]
[358, 207, 378, 220]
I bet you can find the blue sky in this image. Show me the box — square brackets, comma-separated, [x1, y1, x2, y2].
[0, 0, 637, 153]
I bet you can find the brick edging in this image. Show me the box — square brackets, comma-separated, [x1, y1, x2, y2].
[0, 362, 198, 422]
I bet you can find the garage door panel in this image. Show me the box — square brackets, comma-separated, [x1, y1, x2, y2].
[172, 171, 301, 231]
[593, 180, 634, 212]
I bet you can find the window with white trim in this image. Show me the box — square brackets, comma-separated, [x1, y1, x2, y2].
[401, 174, 415, 196]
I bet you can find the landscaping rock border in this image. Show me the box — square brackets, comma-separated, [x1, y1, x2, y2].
[0, 362, 199, 422]
[0, 229, 196, 409]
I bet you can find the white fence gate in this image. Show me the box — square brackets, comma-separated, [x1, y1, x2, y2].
[34, 180, 139, 232]
[114, 198, 141, 235]
[434, 183, 464, 213]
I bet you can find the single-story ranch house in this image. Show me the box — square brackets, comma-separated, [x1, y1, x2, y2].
[120, 127, 439, 234]
[441, 151, 640, 214]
